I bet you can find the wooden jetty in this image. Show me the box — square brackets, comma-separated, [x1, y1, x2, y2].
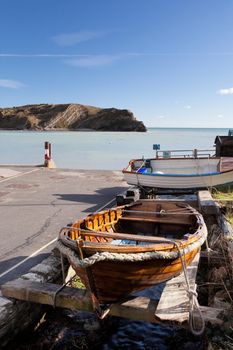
[1, 247, 224, 329]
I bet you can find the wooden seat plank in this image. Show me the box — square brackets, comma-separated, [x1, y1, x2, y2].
[119, 217, 190, 225]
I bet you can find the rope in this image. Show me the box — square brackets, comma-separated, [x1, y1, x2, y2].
[57, 223, 207, 267]
[60, 252, 65, 284]
[52, 283, 67, 308]
[173, 243, 205, 336]
[57, 240, 179, 268]
[136, 160, 146, 173]
[122, 208, 199, 216]
[52, 256, 78, 308]
[188, 284, 205, 336]
[157, 238, 205, 335]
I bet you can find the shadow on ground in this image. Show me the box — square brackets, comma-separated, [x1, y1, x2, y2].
[0, 253, 49, 285]
[54, 186, 126, 212]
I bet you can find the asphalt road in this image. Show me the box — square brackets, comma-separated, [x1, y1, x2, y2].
[0, 167, 127, 285]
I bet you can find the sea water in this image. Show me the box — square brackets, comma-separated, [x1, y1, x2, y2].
[0, 128, 230, 169]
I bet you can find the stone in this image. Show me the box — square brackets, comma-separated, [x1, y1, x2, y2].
[0, 251, 66, 348]
[0, 104, 147, 132]
[21, 273, 45, 283]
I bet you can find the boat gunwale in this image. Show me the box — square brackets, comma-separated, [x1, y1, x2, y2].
[59, 202, 206, 254]
[61, 226, 205, 253]
[122, 156, 233, 176]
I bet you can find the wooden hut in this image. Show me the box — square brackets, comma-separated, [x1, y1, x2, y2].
[215, 136, 233, 157]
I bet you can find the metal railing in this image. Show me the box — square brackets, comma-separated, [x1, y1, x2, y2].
[155, 148, 215, 159]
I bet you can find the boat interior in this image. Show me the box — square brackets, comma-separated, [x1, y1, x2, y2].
[129, 158, 221, 175]
[65, 201, 199, 249]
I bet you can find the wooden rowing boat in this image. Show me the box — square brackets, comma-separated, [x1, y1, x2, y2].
[122, 157, 233, 189]
[57, 200, 207, 307]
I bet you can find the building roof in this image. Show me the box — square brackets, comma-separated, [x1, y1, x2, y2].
[214, 136, 233, 145]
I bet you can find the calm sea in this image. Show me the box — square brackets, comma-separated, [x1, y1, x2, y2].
[0, 128, 230, 169]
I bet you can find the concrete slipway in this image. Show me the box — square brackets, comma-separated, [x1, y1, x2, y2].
[0, 166, 127, 286]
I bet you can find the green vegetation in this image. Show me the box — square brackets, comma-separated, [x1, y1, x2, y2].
[71, 276, 86, 289]
[225, 213, 233, 227]
[212, 185, 233, 227]
[212, 184, 233, 201]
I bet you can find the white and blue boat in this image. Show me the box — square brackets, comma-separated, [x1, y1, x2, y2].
[123, 154, 233, 189]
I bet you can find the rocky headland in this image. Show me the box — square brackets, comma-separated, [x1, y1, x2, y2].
[0, 104, 147, 132]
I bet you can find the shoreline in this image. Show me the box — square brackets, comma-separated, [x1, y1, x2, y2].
[0, 128, 146, 132]
[0, 127, 231, 132]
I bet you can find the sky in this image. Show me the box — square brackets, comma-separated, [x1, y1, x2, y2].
[0, 0, 233, 128]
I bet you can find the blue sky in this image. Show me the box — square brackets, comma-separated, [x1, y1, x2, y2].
[0, 0, 233, 128]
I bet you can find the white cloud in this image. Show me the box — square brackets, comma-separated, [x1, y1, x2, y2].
[65, 55, 122, 67]
[158, 115, 165, 119]
[0, 79, 25, 89]
[217, 114, 223, 118]
[184, 105, 191, 109]
[217, 87, 233, 95]
[52, 31, 105, 46]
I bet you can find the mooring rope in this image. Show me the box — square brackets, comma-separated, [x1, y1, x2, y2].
[57, 221, 207, 266]
[173, 244, 205, 336]
[57, 240, 179, 268]
[188, 284, 205, 336]
[52, 251, 79, 308]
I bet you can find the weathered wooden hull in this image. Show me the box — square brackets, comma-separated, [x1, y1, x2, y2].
[58, 200, 207, 305]
[72, 247, 199, 303]
[123, 157, 233, 189]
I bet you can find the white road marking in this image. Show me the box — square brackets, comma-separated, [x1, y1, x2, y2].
[0, 168, 39, 183]
[0, 238, 58, 279]
[94, 197, 116, 212]
[0, 187, 128, 279]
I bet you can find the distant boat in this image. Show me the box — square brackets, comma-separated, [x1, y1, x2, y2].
[57, 200, 207, 306]
[122, 156, 233, 189]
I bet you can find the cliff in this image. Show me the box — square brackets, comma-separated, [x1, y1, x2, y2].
[0, 104, 147, 132]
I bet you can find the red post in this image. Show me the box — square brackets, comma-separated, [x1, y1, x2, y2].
[44, 142, 55, 168]
[44, 141, 51, 167]
[49, 143, 52, 160]
[44, 142, 50, 161]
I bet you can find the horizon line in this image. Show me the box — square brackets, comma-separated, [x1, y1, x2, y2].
[1, 52, 233, 58]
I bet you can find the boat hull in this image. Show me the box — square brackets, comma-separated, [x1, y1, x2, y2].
[123, 170, 233, 189]
[58, 200, 207, 305]
[71, 247, 199, 303]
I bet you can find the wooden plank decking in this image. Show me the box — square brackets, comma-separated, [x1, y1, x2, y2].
[155, 252, 199, 323]
[1, 251, 224, 327]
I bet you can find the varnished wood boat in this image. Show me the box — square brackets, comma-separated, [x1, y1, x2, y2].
[123, 157, 233, 189]
[57, 200, 207, 307]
